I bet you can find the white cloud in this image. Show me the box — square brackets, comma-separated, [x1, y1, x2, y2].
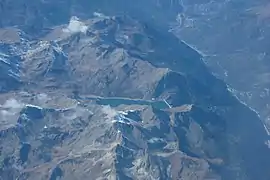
[1, 109, 12, 116]
[2, 98, 23, 109]
[0, 98, 23, 124]
[63, 16, 88, 34]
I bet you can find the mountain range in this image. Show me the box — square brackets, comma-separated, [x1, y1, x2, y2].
[0, 1, 270, 180]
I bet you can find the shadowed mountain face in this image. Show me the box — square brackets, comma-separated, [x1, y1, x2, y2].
[173, 0, 270, 129]
[0, 1, 270, 180]
[0, 0, 182, 35]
